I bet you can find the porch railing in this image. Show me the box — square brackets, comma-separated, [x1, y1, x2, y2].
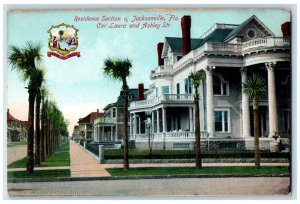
[131, 131, 208, 141]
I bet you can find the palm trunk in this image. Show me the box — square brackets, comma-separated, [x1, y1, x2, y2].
[35, 93, 41, 165]
[123, 82, 129, 170]
[253, 96, 261, 168]
[40, 100, 45, 162]
[194, 98, 202, 168]
[27, 90, 35, 173]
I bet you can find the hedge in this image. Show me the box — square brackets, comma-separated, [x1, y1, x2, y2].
[104, 149, 290, 160]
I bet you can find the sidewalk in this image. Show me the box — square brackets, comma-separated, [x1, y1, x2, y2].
[70, 140, 110, 177]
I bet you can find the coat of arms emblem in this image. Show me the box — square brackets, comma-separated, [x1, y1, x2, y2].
[47, 23, 80, 60]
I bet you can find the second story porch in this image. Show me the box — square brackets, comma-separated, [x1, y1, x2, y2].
[129, 94, 193, 110]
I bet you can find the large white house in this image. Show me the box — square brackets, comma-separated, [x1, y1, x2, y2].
[128, 15, 291, 150]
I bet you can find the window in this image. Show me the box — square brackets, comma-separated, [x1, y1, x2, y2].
[112, 108, 116, 118]
[283, 110, 291, 132]
[213, 75, 229, 96]
[214, 109, 230, 132]
[247, 28, 257, 39]
[156, 87, 158, 97]
[176, 83, 180, 94]
[162, 86, 170, 94]
[184, 78, 192, 94]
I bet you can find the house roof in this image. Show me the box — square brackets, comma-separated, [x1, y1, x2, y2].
[78, 112, 104, 124]
[165, 37, 203, 52]
[7, 111, 18, 122]
[21, 121, 30, 130]
[164, 15, 275, 53]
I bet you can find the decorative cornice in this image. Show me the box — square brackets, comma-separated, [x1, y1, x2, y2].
[265, 61, 277, 71]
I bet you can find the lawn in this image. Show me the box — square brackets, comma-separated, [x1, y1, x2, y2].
[7, 169, 70, 179]
[8, 140, 70, 168]
[106, 166, 289, 177]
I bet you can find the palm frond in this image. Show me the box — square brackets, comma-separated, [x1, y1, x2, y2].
[103, 57, 132, 82]
[190, 70, 205, 89]
[243, 73, 267, 98]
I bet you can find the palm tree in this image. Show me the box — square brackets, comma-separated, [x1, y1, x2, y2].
[34, 68, 46, 165]
[190, 70, 205, 168]
[103, 57, 132, 170]
[243, 73, 267, 168]
[8, 42, 43, 173]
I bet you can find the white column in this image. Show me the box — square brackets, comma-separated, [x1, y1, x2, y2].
[151, 111, 154, 133]
[138, 116, 141, 134]
[162, 107, 166, 132]
[241, 68, 251, 137]
[129, 114, 132, 134]
[156, 109, 160, 133]
[133, 113, 136, 135]
[266, 62, 278, 137]
[189, 107, 194, 132]
[205, 66, 215, 138]
[93, 126, 97, 141]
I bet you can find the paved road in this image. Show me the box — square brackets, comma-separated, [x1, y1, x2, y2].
[7, 144, 27, 165]
[7, 177, 290, 197]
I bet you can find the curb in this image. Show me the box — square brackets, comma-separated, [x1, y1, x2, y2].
[7, 174, 290, 183]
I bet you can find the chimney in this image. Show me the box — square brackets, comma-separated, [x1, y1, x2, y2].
[181, 15, 191, 56]
[157, 43, 164, 66]
[281, 22, 291, 38]
[137, 83, 144, 100]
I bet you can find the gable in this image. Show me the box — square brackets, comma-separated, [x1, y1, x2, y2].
[237, 20, 274, 42]
[224, 15, 275, 42]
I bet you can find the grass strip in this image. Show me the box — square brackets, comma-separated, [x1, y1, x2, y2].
[7, 169, 70, 179]
[8, 140, 70, 168]
[106, 166, 289, 177]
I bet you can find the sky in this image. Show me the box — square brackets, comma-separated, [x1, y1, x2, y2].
[6, 8, 290, 135]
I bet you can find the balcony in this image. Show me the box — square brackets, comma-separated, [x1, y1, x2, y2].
[150, 65, 173, 79]
[94, 117, 117, 125]
[129, 94, 193, 110]
[242, 37, 290, 53]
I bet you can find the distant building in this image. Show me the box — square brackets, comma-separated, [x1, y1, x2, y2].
[7, 109, 28, 143]
[93, 85, 146, 143]
[77, 110, 103, 141]
[72, 125, 80, 140]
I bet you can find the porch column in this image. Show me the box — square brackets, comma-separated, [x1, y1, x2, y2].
[138, 116, 141, 134]
[93, 126, 96, 141]
[110, 126, 113, 141]
[189, 107, 194, 132]
[156, 109, 160, 133]
[205, 66, 215, 138]
[129, 114, 132, 134]
[133, 113, 136, 135]
[266, 62, 278, 137]
[101, 126, 104, 141]
[162, 107, 166, 132]
[241, 68, 251, 137]
[151, 111, 155, 133]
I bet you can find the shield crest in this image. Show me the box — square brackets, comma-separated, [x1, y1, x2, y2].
[47, 23, 79, 57]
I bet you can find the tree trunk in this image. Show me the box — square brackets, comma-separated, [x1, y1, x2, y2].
[123, 83, 129, 170]
[35, 93, 41, 165]
[194, 98, 202, 168]
[40, 102, 45, 162]
[27, 90, 35, 173]
[253, 96, 261, 168]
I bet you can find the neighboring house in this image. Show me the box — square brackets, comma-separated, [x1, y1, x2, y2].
[128, 15, 291, 150]
[7, 109, 28, 143]
[93, 85, 146, 143]
[78, 110, 103, 141]
[72, 125, 80, 140]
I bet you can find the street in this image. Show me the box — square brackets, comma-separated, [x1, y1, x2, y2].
[7, 177, 290, 197]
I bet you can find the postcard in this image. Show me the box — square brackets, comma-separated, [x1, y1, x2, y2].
[5, 6, 292, 198]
